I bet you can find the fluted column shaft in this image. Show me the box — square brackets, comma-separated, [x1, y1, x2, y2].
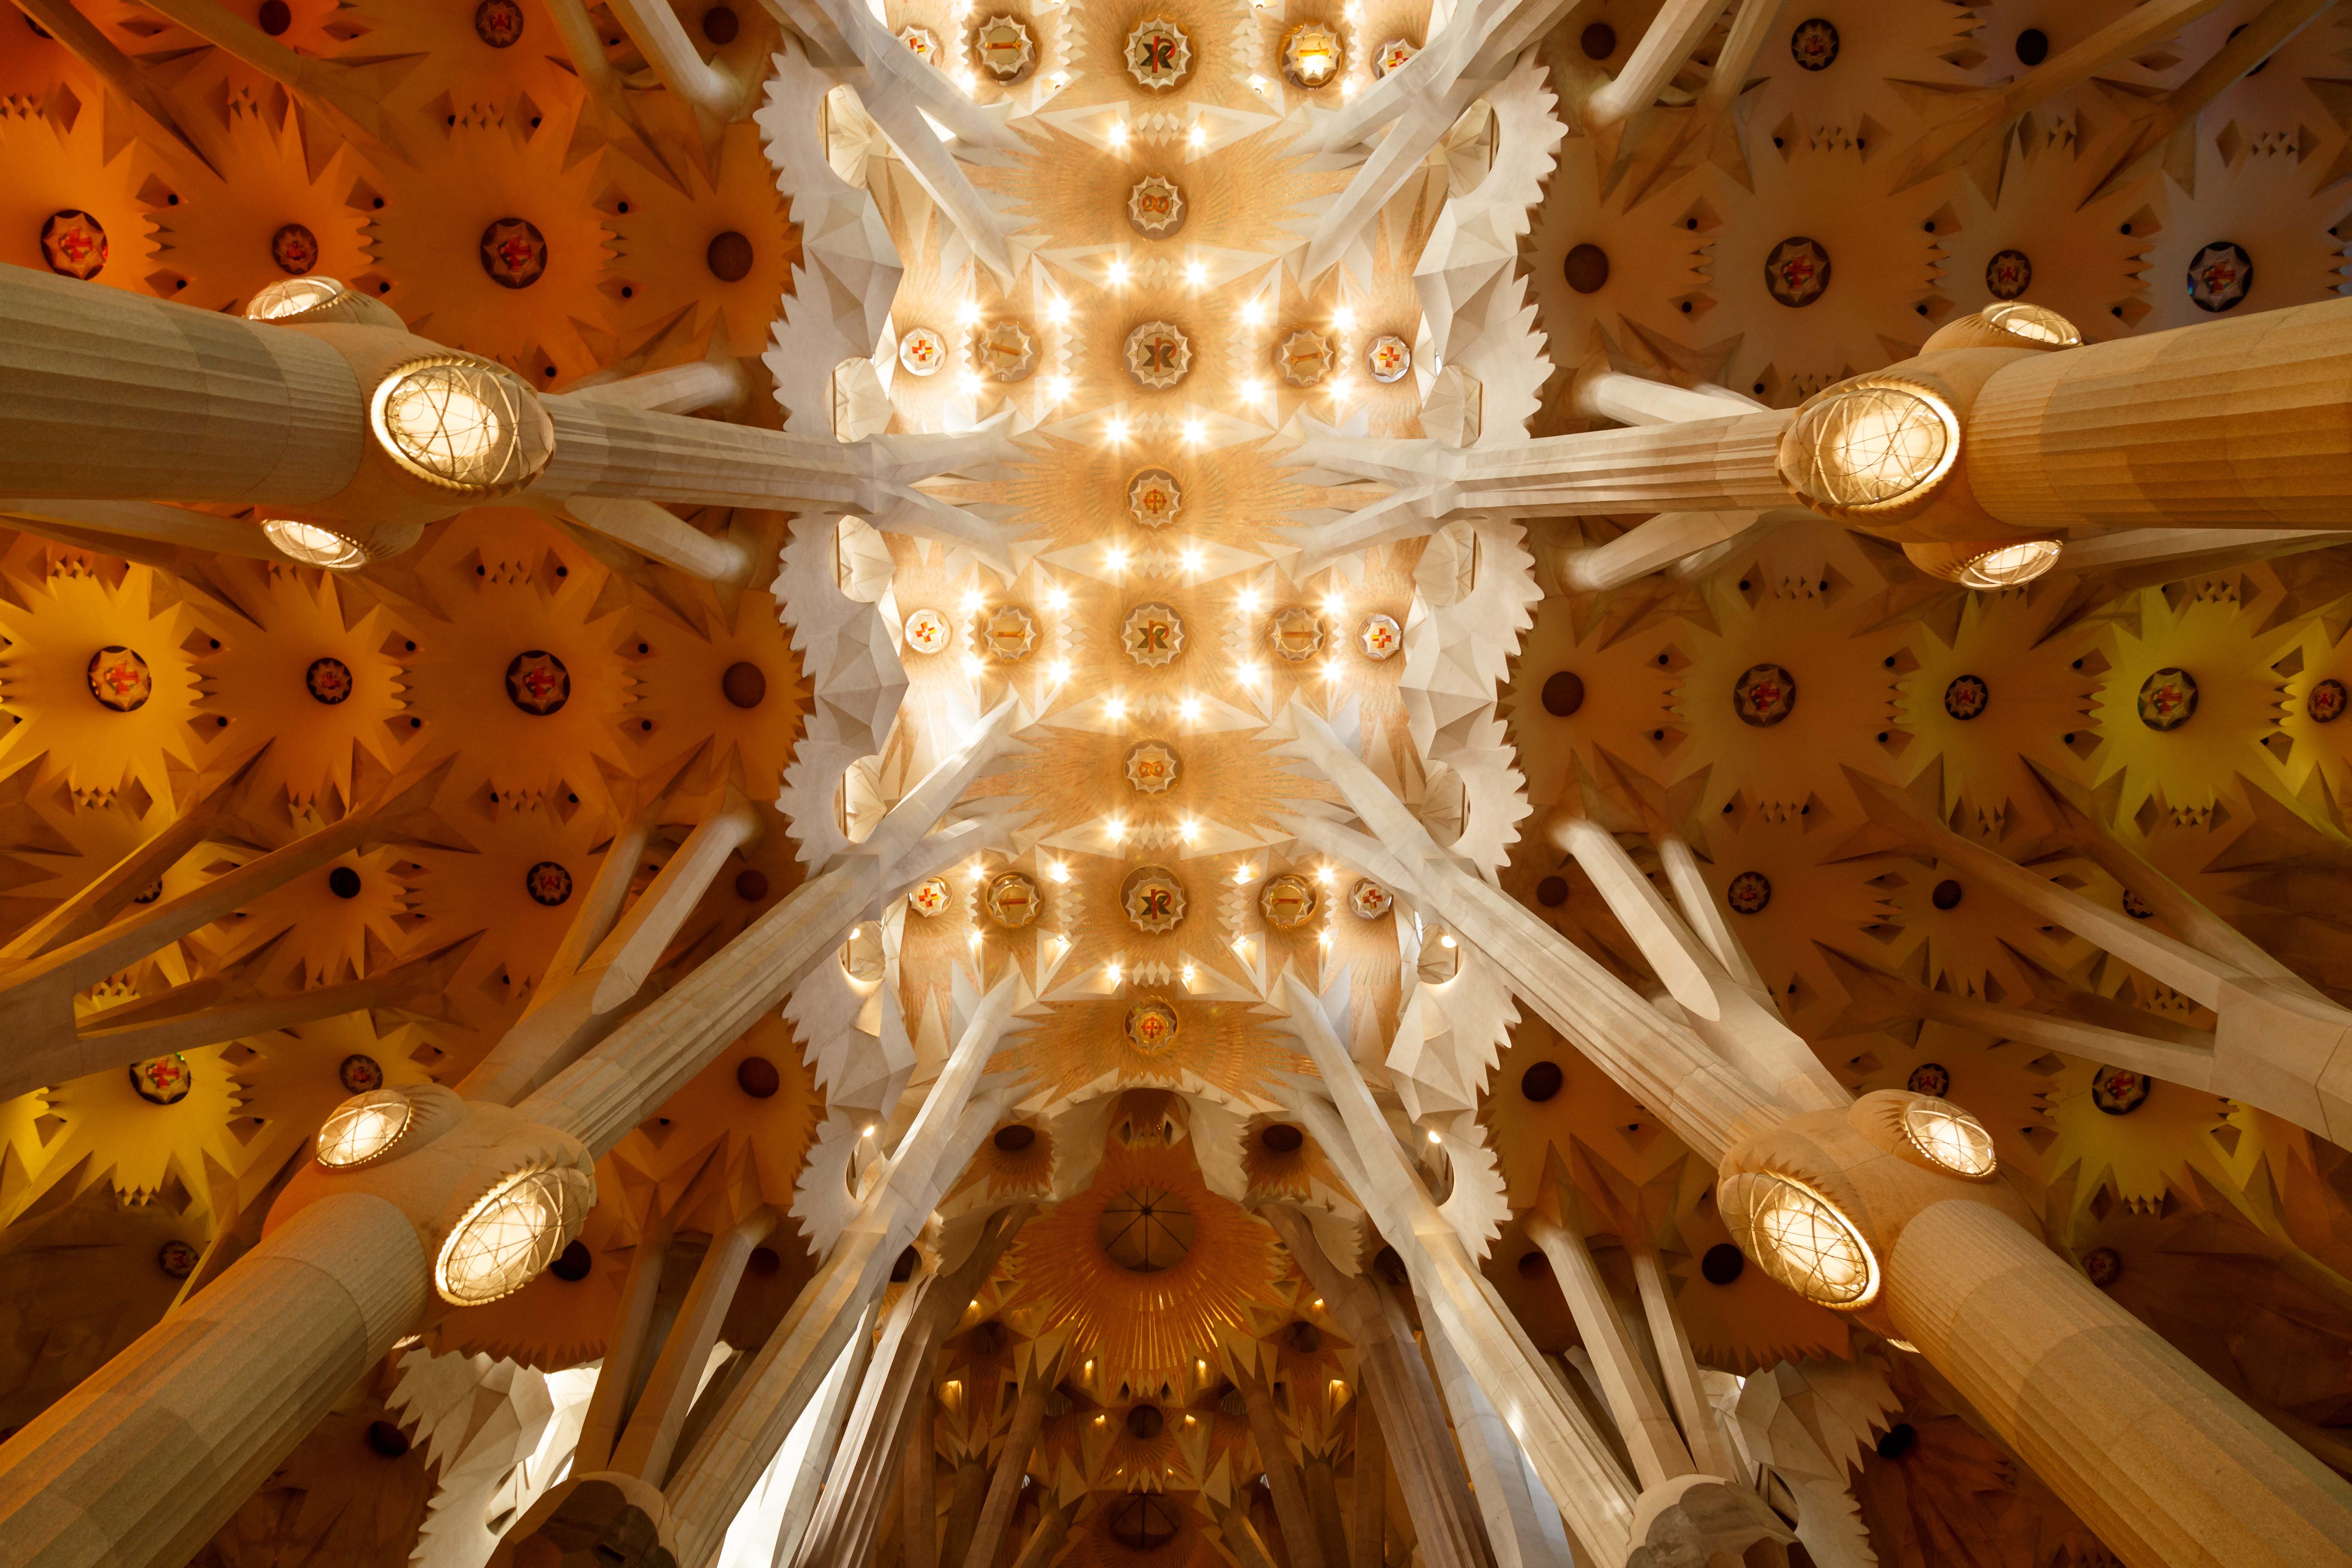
[959, 1352, 1061, 1568]
[0, 263, 363, 505]
[1968, 297, 2352, 530]
[1890, 1200, 2352, 1568]
[0, 1195, 425, 1568]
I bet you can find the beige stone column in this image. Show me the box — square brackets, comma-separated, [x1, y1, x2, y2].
[1890, 1200, 2352, 1568]
[1006, 1496, 1079, 1568]
[1347, 1398, 1389, 1568]
[1520, 1217, 1694, 1490]
[1259, 1208, 1489, 1568]
[1626, 1242, 1738, 1482]
[610, 1210, 778, 1483]
[1280, 701, 1783, 1162]
[1232, 1360, 1331, 1568]
[935, 1458, 992, 1568]
[660, 982, 1026, 1566]
[0, 263, 364, 504]
[1725, 1093, 2352, 1568]
[0, 1194, 425, 1568]
[1966, 296, 2352, 530]
[900, 1345, 940, 1568]
[1302, 1452, 1351, 1568]
[959, 1345, 1067, 1568]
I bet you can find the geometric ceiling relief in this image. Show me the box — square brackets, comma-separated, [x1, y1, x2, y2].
[5, 3, 2352, 1568]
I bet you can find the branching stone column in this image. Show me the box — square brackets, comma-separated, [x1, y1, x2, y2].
[1259, 1207, 1490, 1568]
[1277, 700, 1782, 1162]
[1520, 1217, 1693, 1491]
[1231, 1357, 1332, 1568]
[658, 978, 1026, 1567]
[1721, 1092, 2352, 1568]
[959, 1341, 1068, 1568]
[1281, 982, 1795, 1567]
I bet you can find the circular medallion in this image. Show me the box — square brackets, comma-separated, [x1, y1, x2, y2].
[1125, 18, 1191, 89]
[129, 1054, 192, 1105]
[1732, 663, 1798, 727]
[306, 656, 354, 706]
[1125, 997, 1180, 1051]
[1129, 175, 1185, 236]
[1125, 739, 1179, 793]
[1542, 671, 1585, 716]
[1764, 236, 1831, 306]
[158, 1239, 199, 1279]
[903, 607, 953, 654]
[1931, 879, 1963, 910]
[1984, 248, 2032, 300]
[1260, 873, 1318, 929]
[898, 24, 940, 60]
[2187, 241, 2252, 312]
[504, 650, 571, 714]
[40, 209, 107, 279]
[1124, 866, 1187, 933]
[1906, 1062, 1951, 1097]
[1276, 329, 1332, 387]
[2083, 1246, 2123, 1288]
[1269, 606, 1324, 662]
[525, 861, 573, 906]
[271, 222, 319, 276]
[706, 231, 754, 282]
[474, 0, 525, 46]
[339, 1054, 385, 1093]
[722, 662, 767, 708]
[1564, 242, 1610, 294]
[899, 325, 949, 377]
[1125, 321, 1192, 388]
[976, 319, 1035, 380]
[87, 646, 152, 712]
[2091, 1064, 2152, 1114]
[2310, 678, 2347, 723]
[1349, 878, 1393, 919]
[973, 14, 1035, 80]
[909, 875, 953, 917]
[986, 870, 1041, 928]
[1373, 37, 1416, 76]
[1128, 468, 1182, 527]
[1282, 21, 1343, 87]
[478, 217, 548, 289]
[1121, 603, 1185, 666]
[1726, 870, 1772, 915]
[2122, 888, 2155, 919]
[1789, 17, 1838, 70]
[2136, 667, 2197, 730]
[1366, 335, 1412, 383]
[982, 604, 1037, 660]
[1942, 674, 1988, 721]
[1358, 613, 1402, 660]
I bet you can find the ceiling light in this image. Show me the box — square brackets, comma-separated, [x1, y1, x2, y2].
[1719, 1171, 1880, 1309]
[435, 1165, 590, 1306]
[315, 1090, 413, 1168]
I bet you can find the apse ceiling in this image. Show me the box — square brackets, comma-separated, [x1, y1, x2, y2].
[6, 1, 2352, 1565]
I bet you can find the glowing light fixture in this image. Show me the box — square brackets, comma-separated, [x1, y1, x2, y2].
[1778, 377, 1960, 517]
[315, 1089, 413, 1168]
[369, 357, 552, 495]
[1902, 1096, 1998, 1177]
[1958, 539, 2061, 588]
[245, 276, 350, 321]
[263, 518, 370, 570]
[1718, 1171, 1879, 1308]
[435, 1164, 591, 1306]
[1981, 300, 2081, 346]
